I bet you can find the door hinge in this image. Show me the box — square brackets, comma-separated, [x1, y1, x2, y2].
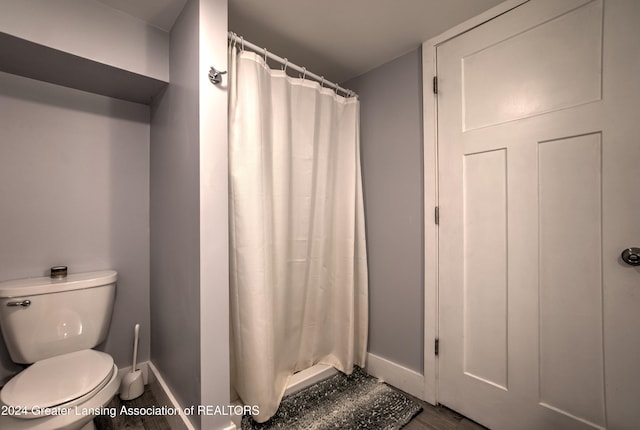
[434, 206, 440, 225]
[435, 338, 440, 356]
[433, 76, 438, 94]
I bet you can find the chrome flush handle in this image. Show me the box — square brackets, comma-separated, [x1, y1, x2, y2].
[7, 300, 31, 307]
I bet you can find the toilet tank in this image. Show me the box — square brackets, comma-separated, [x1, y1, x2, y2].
[0, 270, 117, 364]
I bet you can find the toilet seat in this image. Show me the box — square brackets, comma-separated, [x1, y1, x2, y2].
[1, 349, 114, 418]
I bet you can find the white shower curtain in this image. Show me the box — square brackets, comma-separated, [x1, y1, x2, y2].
[228, 45, 368, 422]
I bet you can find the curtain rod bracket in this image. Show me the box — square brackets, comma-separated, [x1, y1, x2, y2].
[209, 66, 227, 85]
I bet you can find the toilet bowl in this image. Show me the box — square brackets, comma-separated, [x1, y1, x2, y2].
[0, 271, 119, 429]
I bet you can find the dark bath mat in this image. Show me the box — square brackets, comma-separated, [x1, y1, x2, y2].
[241, 366, 422, 430]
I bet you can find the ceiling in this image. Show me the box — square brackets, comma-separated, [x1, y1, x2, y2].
[98, 0, 506, 83]
[96, 0, 187, 32]
[228, 0, 505, 83]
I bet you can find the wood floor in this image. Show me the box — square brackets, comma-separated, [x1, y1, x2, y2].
[393, 388, 489, 430]
[93, 384, 485, 430]
[94, 385, 171, 430]
[404, 404, 489, 430]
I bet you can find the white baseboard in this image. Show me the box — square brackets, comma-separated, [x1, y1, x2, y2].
[365, 353, 425, 400]
[146, 362, 236, 430]
[147, 361, 197, 430]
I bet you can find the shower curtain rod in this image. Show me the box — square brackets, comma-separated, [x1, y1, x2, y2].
[228, 32, 357, 98]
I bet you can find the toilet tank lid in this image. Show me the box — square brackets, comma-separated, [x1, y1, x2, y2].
[0, 270, 117, 298]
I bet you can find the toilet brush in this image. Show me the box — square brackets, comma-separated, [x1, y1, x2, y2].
[119, 323, 144, 400]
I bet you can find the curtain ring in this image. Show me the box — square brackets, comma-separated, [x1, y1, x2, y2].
[263, 48, 268, 64]
[283, 58, 289, 73]
[240, 36, 245, 52]
[301, 67, 307, 80]
[320, 76, 325, 88]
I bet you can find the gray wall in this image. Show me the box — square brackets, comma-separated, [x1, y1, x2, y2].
[344, 48, 424, 373]
[149, 0, 201, 418]
[0, 71, 151, 384]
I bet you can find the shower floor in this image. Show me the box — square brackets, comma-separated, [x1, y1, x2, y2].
[230, 364, 338, 427]
[284, 364, 338, 396]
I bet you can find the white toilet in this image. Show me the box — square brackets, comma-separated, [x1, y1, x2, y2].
[0, 270, 119, 430]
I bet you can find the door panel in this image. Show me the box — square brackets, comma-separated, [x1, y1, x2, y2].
[437, 0, 640, 428]
[463, 149, 508, 390]
[538, 133, 605, 426]
[462, 0, 602, 131]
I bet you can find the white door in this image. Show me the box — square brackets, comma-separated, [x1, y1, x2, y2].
[437, 0, 640, 429]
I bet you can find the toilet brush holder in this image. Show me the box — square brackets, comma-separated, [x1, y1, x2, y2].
[120, 323, 144, 400]
[120, 369, 144, 400]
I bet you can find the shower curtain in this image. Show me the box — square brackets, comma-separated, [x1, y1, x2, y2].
[228, 45, 368, 422]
